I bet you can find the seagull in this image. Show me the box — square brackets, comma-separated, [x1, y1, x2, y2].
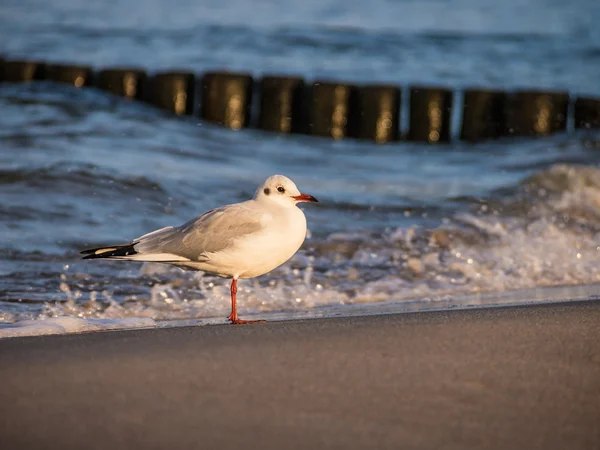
[80, 175, 318, 324]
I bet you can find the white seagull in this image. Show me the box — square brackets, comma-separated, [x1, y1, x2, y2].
[81, 175, 318, 324]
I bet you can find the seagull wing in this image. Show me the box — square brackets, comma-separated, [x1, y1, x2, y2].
[133, 202, 267, 262]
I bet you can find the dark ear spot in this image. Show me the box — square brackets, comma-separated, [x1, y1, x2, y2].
[263, 187, 270, 195]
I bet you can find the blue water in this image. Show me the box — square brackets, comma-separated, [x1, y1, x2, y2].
[1, 0, 600, 328]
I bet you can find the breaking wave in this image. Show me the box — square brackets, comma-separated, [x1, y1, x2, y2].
[2, 163, 599, 330]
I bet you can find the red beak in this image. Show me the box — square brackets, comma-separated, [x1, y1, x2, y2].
[293, 193, 319, 203]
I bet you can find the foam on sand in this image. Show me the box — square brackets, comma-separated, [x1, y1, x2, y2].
[0, 317, 156, 339]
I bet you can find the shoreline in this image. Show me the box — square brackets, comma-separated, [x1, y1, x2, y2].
[2, 282, 600, 339]
[1, 299, 599, 449]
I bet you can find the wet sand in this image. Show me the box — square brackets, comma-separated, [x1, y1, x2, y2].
[1, 300, 599, 450]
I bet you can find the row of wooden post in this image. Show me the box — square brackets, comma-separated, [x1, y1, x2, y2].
[1, 58, 599, 143]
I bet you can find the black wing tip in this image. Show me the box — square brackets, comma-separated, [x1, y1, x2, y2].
[80, 243, 138, 260]
[80, 247, 105, 259]
[81, 251, 103, 260]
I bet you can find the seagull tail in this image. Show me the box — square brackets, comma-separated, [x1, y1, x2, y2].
[80, 243, 138, 260]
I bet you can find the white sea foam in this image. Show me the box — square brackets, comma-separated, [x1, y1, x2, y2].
[0, 317, 155, 339]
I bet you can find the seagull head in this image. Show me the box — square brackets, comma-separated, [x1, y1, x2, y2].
[254, 175, 319, 208]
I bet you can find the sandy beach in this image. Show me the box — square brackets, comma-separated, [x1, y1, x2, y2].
[1, 300, 599, 450]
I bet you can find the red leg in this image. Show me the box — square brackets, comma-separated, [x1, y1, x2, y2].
[226, 278, 238, 322]
[226, 278, 266, 325]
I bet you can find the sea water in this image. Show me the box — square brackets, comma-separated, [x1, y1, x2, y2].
[1, 0, 600, 337]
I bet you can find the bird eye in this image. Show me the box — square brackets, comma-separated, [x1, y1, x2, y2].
[277, 186, 285, 193]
